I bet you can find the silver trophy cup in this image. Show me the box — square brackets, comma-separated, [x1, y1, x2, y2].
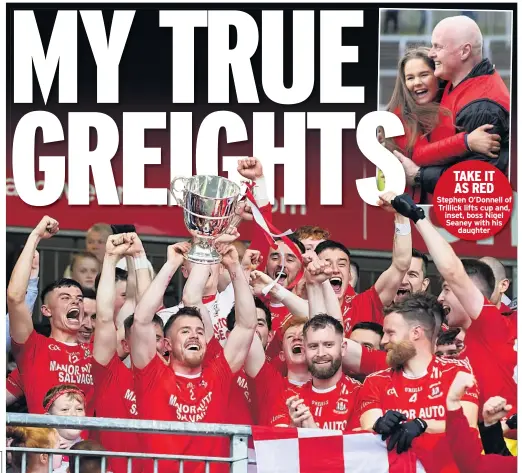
[171, 175, 243, 264]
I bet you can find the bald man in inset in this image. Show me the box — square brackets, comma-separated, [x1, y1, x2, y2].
[396, 15, 510, 199]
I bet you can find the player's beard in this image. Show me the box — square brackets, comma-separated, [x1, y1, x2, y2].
[385, 341, 416, 369]
[308, 355, 342, 379]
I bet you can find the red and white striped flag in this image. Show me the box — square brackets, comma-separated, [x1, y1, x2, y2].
[252, 427, 426, 473]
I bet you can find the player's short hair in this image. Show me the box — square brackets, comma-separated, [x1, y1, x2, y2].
[163, 307, 203, 337]
[315, 240, 351, 259]
[461, 259, 495, 299]
[41, 278, 83, 305]
[227, 296, 272, 332]
[70, 252, 100, 272]
[294, 226, 331, 241]
[412, 248, 429, 276]
[351, 321, 384, 338]
[69, 440, 107, 473]
[87, 223, 112, 236]
[281, 315, 309, 337]
[384, 293, 443, 343]
[94, 267, 128, 291]
[479, 256, 508, 283]
[81, 287, 97, 300]
[42, 384, 85, 412]
[436, 328, 460, 346]
[273, 236, 306, 255]
[303, 314, 344, 338]
[124, 313, 164, 339]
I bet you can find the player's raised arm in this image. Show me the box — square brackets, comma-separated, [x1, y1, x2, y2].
[249, 270, 309, 317]
[94, 234, 133, 366]
[373, 193, 412, 306]
[131, 242, 190, 369]
[7, 216, 59, 345]
[219, 242, 257, 374]
[392, 194, 484, 319]
[182, 261, 215, 343]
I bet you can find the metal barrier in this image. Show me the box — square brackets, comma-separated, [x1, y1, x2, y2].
[7, 413, 252, 473]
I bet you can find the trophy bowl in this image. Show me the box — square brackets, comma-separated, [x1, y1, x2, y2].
[171, 175, 242, 264]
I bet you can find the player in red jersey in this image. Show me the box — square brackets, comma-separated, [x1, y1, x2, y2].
[359, 293, 479, 473]
[480, 256, 517, 336]
[131, 238, 257, 473]
[7, 216, 95, 414]
[91, 232, 159, 473]
[391, 194, 517, 420]
[314, 193, 413, 335]
[279, 315, 361, 431]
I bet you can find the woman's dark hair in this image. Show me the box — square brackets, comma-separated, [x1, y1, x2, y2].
[387, 46, 448, 155]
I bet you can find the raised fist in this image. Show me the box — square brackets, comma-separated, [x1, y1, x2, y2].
[124, 232, 146, 257]
[167, 241, 191, 266]
[32, 216, 59, 240]
[249, 270, 273, 297]
[378, 192, 398, 213]
[241, 249, 263, 272]
[215, 241, 239, 268]
[483, 396, 512, 427]
[237, 157, 263, 181]
[105, 234, 133, 259]
[305, 258, 333, 285]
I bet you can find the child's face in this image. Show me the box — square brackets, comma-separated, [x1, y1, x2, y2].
[49, 394, 85, 440]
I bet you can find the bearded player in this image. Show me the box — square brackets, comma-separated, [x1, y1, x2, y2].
[391, 194, 517, 420]
[130, 237, 257, 473]
[358, 293, 478, 472]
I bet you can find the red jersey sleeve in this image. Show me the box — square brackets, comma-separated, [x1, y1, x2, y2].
[357, 371, 387, 416]
[133, 355, 173, 421]
[249, 361, 286, 425]
[91, 353, 123, 389]
[207, 350, 234, 392]
[7, 369, 24, 398]
[359, 347, 388, 376]
[344, 286, 384, 334]
[203, 337, 223, 368]
[446, 408, 517, 473]
[10, 330, 46, 369]
[469, 297, 512, 343]
[411, 132, 468, 166]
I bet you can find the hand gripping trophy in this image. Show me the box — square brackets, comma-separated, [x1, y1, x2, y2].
[170, 175, 244, 264]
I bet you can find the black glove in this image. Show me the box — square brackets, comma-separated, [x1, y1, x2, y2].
[373, 410, 407, 440]
[506, 413, 517, 430]
[391, 194, 426, 223]
[387, 418, 427, 454]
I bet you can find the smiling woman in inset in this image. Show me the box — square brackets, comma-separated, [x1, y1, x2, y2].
[386, 47, 500, 166]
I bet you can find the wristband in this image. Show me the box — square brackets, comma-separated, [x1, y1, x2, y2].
[395, 222, 411, 236]
[414, 418, 428, 432]
[270, 284, 288, 302]
[133, 255, 149, 270]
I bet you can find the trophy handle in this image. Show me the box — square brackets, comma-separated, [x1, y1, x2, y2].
[170, 177, 187, 207]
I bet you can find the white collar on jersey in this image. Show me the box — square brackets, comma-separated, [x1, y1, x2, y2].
[402, 370, 428, 380]
[175, 372, 202, 379]
[288, 379, 308, 387]
[269, 302, 285, 308]
[311, 384, 337, 394]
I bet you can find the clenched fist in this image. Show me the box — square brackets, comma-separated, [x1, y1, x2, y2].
[32, 216, 59, 240]
[237, 157, 263, 181]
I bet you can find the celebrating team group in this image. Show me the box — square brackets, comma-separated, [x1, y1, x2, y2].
[6, 157, 518, 473]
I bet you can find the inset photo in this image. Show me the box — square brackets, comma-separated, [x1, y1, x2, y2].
[378, 9, 513, 203]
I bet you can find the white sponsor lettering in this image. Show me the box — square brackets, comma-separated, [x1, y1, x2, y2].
[49, 361, 94, 385]
[322, 420, 347, 431]
[168, 391, 214, 423]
